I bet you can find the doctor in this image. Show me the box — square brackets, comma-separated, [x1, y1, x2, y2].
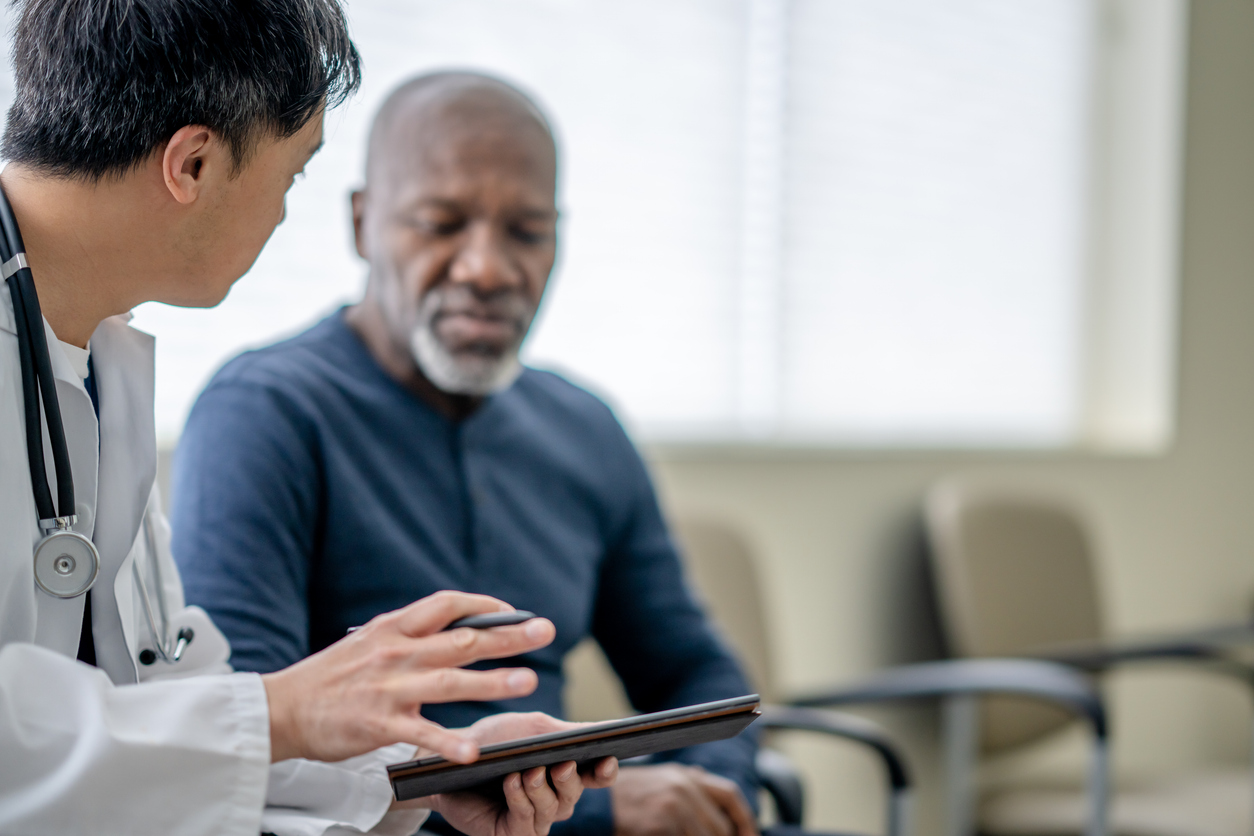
[0, 1, 615, 835]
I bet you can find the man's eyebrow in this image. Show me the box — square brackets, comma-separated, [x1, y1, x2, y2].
[515, 207, 559, 220]
[410, 197, 462, 211]
[404, 198, 558, 219]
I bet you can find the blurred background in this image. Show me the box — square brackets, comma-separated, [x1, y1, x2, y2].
[10, 0, 1254, 833]
[6, 0, 1183, 451]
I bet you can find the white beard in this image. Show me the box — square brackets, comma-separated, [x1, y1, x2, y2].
[407, 285, 530, 396]
[410, 321, 523, 396]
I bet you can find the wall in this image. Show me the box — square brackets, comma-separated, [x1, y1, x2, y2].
[641, 1, 1254, 832]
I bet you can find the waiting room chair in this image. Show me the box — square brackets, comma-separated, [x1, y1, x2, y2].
[563, 517, 915, 836]
[916, 481, 1254, 836]
[671, 517, 1111, 836]
[675, 517, 913, 836]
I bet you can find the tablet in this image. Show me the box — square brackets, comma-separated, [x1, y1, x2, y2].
[388, 694, 761, 800]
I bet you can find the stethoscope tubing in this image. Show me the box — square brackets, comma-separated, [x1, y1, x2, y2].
[6, 275, 52, 514]
[1, 184, 76, 524]
[4, 183, 101, 600]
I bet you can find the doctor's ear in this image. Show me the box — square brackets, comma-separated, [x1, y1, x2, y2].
[161, 125, 218, 205]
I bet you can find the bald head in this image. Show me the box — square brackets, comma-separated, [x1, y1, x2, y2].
[365, 72, 556, 196]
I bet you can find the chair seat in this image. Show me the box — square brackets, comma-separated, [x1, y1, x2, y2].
[980, 768, 1251, 836]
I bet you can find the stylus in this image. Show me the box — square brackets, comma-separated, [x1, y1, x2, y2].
[346, 610, 538, 634]
[445, 611, 538, 631]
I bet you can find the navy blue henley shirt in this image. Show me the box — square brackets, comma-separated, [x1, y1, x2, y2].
[171, 311, 758, 836]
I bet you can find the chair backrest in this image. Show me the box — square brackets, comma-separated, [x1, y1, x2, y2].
[563, 514, 776, 720]
[925, 482, 1104, 752]
[671, 515, 777, 703]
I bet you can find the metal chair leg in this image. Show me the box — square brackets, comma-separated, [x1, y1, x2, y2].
[941, 695, 979, 836]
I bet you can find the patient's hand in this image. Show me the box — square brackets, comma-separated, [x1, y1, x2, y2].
[396, 711, 619, 836]
[612, 764, 758, 836]
[459, 711, 591, 747]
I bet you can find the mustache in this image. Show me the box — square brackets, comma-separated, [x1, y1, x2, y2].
[421, 284, 534, 325]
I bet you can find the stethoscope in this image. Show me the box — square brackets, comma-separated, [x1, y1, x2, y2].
[1, 184, 100, 599]
[2, 184, 192, 663]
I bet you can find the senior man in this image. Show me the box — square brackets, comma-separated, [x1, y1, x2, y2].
[172, 73, 760, 836]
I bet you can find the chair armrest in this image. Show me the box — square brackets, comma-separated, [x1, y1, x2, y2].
[788, 658, 1106, 738]
[757, 705, 911, 836]
[754, 747, 806, 828]
[758, 705, 910, 792]
[786, 659, 1110, 836]
[1023, 624, 1254, 683]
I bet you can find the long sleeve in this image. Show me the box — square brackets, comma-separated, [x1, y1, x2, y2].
[172, 377, 322, 674]
[589, 446, 760, 808]
[0, 642, 271, 835]
[263, 745, 427, 836]
[0, 642, 426, 836]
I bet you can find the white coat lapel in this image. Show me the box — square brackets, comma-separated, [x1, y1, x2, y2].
[89, 313, 155, 683]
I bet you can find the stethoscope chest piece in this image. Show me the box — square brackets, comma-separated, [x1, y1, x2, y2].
[33, 523, 100, 599]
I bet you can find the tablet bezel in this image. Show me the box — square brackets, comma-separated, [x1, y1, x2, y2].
[387, 693, 760, 785]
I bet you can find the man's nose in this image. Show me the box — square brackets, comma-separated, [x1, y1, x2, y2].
[448, 223, 523, 292]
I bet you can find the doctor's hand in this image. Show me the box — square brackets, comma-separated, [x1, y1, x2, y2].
[261, 591, 553, 764]
[400, 712, 619, 836]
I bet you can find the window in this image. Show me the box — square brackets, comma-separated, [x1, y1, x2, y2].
[0, 0, 1186, 449]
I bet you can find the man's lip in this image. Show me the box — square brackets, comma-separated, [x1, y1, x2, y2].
[434, 312, 521, 344]
[435, 309, 514, 323]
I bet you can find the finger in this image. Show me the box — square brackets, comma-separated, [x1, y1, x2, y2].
[503, 771, 539, 835]
[398, 667, 539, 707]
[462, 712, 580, 748]
[395, 590, 515, 637]
[523, 765, 562, 832]
[583, 757, 618, 788]
[408, 618, 556, 669]
[678, 777, 734, 836]
[695, 774, 758, 836]
[550, 761, 583, 821]
[384, 715, 480, 764]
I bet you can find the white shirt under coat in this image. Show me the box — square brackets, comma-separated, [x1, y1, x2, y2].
[0, 284, 425, 836]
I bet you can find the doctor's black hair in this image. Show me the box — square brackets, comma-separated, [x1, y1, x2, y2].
[0, 0, 361, 179]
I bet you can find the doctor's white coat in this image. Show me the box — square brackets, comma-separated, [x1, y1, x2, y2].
[0, 287, 426, 836]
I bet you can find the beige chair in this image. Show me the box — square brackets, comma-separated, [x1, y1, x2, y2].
[670, 516, 779, 702]
[561, 516, 776, 714]
[677, 516, 1108, 836]
[563, 515, 914, 836]
[925, 481, 1254, 836]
